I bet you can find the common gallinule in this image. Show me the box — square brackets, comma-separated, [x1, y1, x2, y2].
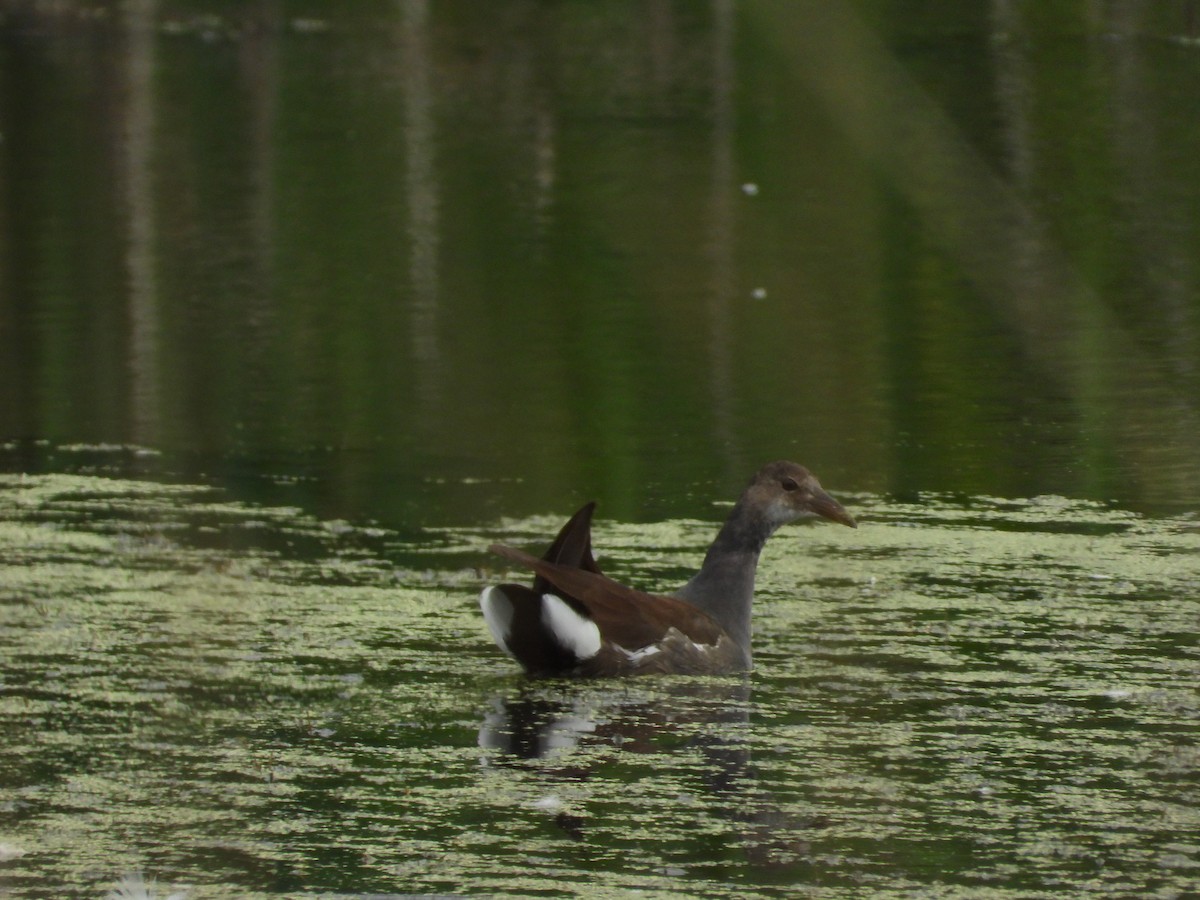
[480, 461, 856, 676]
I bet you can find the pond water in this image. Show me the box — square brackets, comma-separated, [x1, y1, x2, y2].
[1, 0, 1200, 897]
[1, 466, 1197, 898]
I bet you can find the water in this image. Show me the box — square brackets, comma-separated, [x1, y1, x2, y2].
[2, 0, 1200, 896]
[0, 469, 1195, 897]
[3, 2, 1200, 518]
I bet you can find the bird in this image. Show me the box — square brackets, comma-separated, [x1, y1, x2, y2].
[479, 460, 856, 677]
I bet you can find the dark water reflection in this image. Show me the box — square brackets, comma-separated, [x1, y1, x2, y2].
[1, 1, 1200, 524]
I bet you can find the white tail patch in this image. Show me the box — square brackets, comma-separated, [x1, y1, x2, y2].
[479, 586, 516, 658]
[541, 593, 601, 661]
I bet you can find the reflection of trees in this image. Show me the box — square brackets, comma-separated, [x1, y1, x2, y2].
[123, 0, 159, 447]
[2, 1, 1198, 508]
[400, 0, 441, 417]
[750, 1, 1200, 503]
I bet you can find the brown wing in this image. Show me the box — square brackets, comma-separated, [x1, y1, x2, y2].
[489, 542, 726, 650]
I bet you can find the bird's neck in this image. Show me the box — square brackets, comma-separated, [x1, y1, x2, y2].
[675, 498, 776, 661]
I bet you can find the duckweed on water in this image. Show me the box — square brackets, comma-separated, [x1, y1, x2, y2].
[0, 475, 1197, 898]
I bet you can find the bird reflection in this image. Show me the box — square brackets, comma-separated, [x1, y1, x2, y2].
[479, 675, 751, 767]
[479, 678, 752, 832]
[479, 692, 600, 761]
[477, 676, 827, 862]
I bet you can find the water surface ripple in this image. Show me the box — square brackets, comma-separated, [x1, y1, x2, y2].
[0, 475, 1196, 898]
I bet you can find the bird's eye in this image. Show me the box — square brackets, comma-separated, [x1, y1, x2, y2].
[781, 477, 799, 492]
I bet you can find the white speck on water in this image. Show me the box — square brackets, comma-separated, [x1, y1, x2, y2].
[741, 182, 759, 196]
[292, 18, 330, 33]
[751, 287, 768, 300]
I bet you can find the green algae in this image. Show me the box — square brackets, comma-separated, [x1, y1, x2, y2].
[0, 476, 1197, 898]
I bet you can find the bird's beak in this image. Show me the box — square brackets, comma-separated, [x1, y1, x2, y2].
[810, 488, 857, 528]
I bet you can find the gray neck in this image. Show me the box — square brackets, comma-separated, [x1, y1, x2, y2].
[674, 498, 777, 663]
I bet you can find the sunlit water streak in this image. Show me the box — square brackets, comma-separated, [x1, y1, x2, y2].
[0, 474, 1196, 898]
